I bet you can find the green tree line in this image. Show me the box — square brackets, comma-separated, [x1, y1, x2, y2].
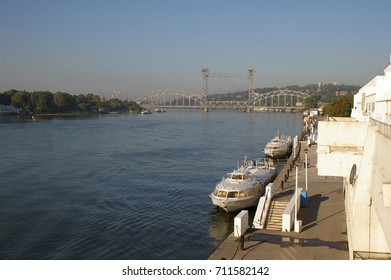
[0, 90, 141, 114]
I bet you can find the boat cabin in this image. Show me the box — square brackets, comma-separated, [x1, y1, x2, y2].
[227, 170, 251, 180]
[212, 185, 260, 199]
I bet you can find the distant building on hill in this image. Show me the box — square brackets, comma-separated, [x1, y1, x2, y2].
[335, 90, 350, 96]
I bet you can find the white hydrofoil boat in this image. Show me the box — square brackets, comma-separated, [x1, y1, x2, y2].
[209, 157, 277, 212]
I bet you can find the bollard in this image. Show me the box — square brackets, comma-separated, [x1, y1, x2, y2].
[240, 235, 245, 251]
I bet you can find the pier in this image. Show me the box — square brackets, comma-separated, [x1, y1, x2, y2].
[208, 138, 349, 260]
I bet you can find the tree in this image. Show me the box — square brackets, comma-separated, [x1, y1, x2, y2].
[30, 91, 54, 113]
[10, 91, 29, 109]
[53, 92, 76, 112]
[0, 90, 16, 105]
[304, 95, 321, 110]
[323, 95, 353, 117]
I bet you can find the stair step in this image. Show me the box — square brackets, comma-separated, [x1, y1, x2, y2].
[271, 204, 287, 207]
[272, 202, 289, 205]
[266, 222, 281, 226]
[263, 195, 294, 231]
[266, 226, 281, 230]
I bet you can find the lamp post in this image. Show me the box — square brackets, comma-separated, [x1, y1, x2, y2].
[294, 165, 298, 225]
[294, 164, 302, 232]
[305, 149, 308, 192]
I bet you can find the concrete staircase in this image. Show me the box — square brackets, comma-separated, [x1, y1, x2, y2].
[265, 196, 292, 231]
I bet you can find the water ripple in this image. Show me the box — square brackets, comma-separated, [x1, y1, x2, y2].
[0, 111, 303, 259]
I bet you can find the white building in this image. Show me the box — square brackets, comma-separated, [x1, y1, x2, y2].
[351, 62, 391, 124]
[0, 104, 18, 115]
[317, 57, 391, 259]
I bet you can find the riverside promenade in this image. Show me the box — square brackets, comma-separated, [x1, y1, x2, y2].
[209, 140, 349, 260]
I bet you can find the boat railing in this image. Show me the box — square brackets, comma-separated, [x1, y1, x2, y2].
[252, 183, 273, 229]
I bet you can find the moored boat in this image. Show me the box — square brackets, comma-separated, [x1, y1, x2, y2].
[264, 133, 292, 158]
[141, 109, 152, 114]
[209, 157, 277, 212]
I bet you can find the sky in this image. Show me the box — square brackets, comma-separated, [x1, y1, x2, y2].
[1, 0, 391, 99]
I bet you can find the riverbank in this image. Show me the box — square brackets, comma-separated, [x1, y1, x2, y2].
[208, 139, 349, 260]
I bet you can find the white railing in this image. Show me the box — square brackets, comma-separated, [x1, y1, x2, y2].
[282, 187, 303, 232]
[252, 183, 273, 229]
[370, 117, 391, 139]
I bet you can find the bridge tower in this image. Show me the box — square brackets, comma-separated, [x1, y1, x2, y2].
[247, 68, 255, 113]
[202, 67, 209, 112]
[248, 67, 255, 101]
[201, 66, 256, 112]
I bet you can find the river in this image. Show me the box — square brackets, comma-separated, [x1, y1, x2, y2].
[0, 110, 303, 259]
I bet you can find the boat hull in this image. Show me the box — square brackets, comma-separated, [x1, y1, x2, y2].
[209, 194, 261, 212]
[264, 149, 290, 158]
[264, 143, 292, 158]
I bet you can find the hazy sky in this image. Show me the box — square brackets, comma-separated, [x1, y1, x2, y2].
[1, 0, 390, 99]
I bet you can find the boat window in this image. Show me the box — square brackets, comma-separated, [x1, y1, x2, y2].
[243, 174, 250, 180]
[238, 191, 247, 198]
[231, 174, 242, 180]
[227, 191, 238, 198]
[217, 190, 227, 198]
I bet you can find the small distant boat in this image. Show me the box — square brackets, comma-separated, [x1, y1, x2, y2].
[209, 157, 277, 212]
[141, 109, 152, 114]
[155, 108, 166, 113]
[264, 133, 293, 158]
[98, 108, 109, 114]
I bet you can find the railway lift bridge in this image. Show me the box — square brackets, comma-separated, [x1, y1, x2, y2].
[136, 67, 312, 112]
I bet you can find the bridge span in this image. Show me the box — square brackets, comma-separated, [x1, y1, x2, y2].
[136, 89, 312, 112]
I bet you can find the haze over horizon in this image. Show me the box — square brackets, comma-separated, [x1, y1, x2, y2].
[1, 0, 390, 99]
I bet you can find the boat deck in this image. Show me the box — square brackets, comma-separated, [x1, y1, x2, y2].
[208, 140, 349, 260]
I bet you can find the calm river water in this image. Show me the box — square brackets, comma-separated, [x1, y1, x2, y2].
[0, 110, 303, 259]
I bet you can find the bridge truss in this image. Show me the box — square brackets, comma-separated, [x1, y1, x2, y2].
[136, 89, 206, 108]
[250, 89, 311, 108]
[137, 89, 311, 111]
